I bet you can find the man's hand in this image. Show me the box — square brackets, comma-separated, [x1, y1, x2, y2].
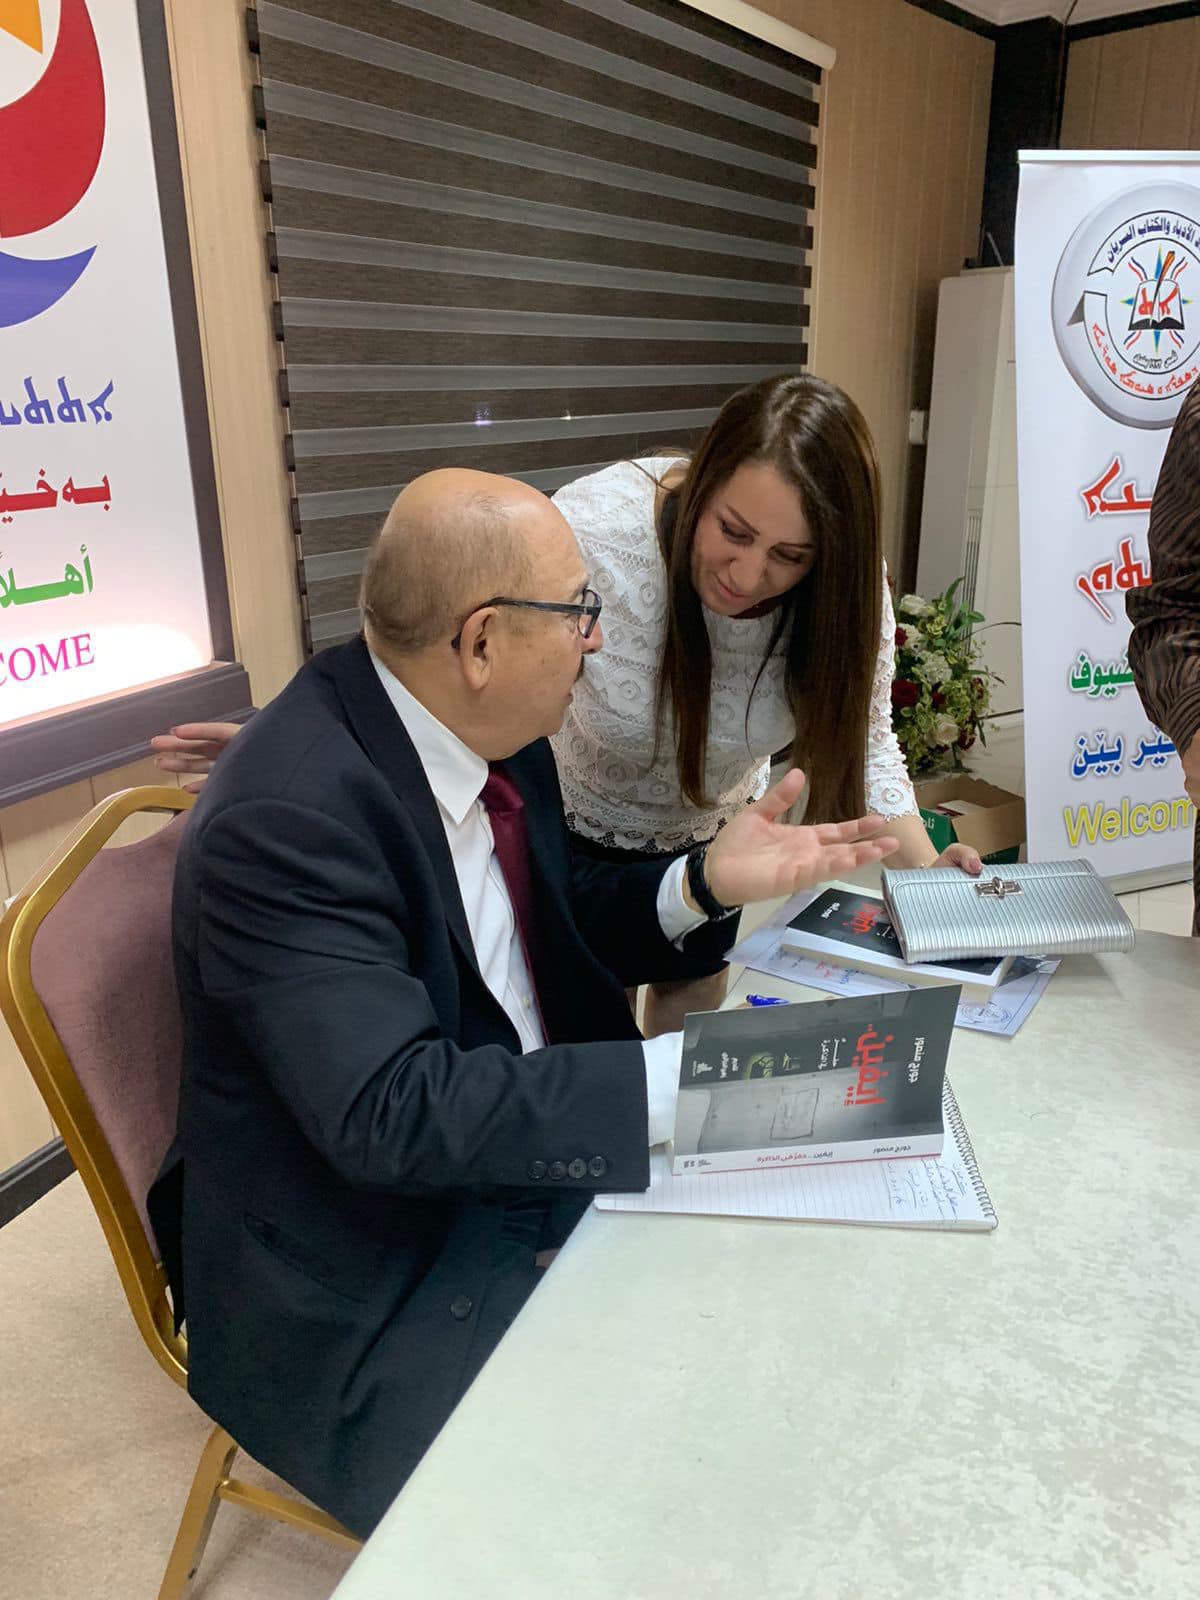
[700, 769, 899, 909]
[150, 721, 242, 793]
[1183, 731, 1200, 806]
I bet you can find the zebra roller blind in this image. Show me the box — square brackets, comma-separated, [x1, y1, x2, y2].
[250, 0, 822, 650]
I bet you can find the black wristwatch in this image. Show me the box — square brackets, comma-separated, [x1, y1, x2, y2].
[685, 841, 742, 922]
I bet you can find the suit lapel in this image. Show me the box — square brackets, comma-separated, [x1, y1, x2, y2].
[326, 638, 480, 977]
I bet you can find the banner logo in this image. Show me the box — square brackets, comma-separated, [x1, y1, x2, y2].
[0, 0, 106, 327]
[1051, 182, 1200, 429]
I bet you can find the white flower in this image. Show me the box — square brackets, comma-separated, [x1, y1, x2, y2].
[920, 651, 952, 686]
[933, 714, 960, 746]
[899, 593, 933, 617]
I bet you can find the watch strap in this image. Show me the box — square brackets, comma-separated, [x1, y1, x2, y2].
[685, 841, 741, 921]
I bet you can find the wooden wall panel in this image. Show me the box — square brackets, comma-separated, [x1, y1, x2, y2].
[749, 0, 993, 576]
[1060, 34, 1100, 150]
[1140, 21, 1200, 150]
[1063, 19, 1200, 150]
[164, 0, 304, 700]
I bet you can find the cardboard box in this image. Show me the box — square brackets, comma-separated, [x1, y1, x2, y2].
[912, 775, 1025, 865]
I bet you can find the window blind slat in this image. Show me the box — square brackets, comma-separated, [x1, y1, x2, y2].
[556, 0, 819, 99]
[258, 5, 813, 176]
[288, 381, 752, 432]
[261, 81, 807, 221]
[292, 428, 722, 493]
[279, 296, 808, 339]
[275, 269, 806, 329]
[267, 157, 809, 270]
[285, 364, 792, 393]
[274, 228, 803, 305]
[264, 0, 816, 128]
[262, 113, 807, 244]
[281, 325, 809, 370]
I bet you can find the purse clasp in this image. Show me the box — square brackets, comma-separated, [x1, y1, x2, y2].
[975, 875, 1021, 900]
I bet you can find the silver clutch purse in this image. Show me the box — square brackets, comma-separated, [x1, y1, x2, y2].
[880, 859, 1136, 962]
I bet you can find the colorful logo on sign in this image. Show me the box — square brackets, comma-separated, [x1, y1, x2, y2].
[0, 0, 106, 327]
[1051, 182, 1200, 429]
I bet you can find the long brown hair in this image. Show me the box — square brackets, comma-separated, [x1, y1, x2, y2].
[655, 373, 883, 824]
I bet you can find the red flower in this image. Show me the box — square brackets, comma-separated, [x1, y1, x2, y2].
[891, 679, 920, 709]
[894, 627, 908, 647]
[931, 690, 946, 708]
[957, 729, 977, 751]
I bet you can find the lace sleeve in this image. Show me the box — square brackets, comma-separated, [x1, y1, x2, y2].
[864, 573, 920, 819]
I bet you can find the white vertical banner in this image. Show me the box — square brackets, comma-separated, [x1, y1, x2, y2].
[1014, 153, 1200, 879]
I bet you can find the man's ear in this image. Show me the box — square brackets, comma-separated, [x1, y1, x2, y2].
[454, 606, 498, 690]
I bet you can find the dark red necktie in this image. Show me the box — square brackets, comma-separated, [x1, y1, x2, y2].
[480, 765, 543, 1017]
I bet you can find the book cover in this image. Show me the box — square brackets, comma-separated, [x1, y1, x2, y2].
[671, 986, 959, 1176]
[781, 888, 1012, 990]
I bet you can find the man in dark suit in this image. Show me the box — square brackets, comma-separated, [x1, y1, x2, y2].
[150, 470, 898, 1535]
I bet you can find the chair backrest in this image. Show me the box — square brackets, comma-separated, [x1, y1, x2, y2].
[0, 785, 194, 1387]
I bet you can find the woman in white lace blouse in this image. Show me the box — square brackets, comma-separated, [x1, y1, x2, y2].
[550, 374, 979, 1033]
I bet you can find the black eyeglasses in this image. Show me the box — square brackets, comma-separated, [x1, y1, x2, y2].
[450, 588, 602, 649]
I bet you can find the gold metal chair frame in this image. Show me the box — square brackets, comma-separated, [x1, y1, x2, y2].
[0, 786, 361, 1597]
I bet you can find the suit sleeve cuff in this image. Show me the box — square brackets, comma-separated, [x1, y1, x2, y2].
[642, 1030, 683, 1147]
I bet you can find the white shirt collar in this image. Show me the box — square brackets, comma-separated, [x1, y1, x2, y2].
[368, 647, 488, 826]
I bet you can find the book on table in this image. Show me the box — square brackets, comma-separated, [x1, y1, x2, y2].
[671, 985, 959, 1177]
[780, 886, 1014, 995]
[597, 1077, 996, 1230]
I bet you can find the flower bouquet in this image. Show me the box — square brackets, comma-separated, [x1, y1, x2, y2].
[891, 579, 998, 778]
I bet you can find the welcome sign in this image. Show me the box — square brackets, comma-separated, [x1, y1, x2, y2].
[1014, 153, 1199, 881]
[0, 0, 215, 727]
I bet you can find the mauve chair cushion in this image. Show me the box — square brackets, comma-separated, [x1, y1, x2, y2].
[29, 814, 187, 1251]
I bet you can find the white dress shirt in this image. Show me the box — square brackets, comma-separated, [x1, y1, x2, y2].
[370, 652, 697, 1145]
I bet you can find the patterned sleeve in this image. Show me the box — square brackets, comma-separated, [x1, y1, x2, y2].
[1126, 383, 1200, 759]
[864, 571, 920, 818]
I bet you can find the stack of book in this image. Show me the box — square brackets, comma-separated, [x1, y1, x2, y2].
[779, 887, 1014, 998]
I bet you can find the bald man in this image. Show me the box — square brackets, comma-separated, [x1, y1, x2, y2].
[149, 471, 898, 1536]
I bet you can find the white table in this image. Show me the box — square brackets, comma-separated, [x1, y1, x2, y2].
[333, 932, 1200, 1600]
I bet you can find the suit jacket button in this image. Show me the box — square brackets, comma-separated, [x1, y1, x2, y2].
[548, 1160, 567, 1180]
[567, 1157, 587, 1179]
[588, 1156, 608, 1178]
[449, 1295, 473, 1320]
[527, 1160, 547, 1180]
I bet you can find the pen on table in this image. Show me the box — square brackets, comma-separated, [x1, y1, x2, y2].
[745, 994, 787, 1007]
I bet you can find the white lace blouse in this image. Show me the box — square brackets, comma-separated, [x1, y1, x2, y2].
[550, 459, 919, 853]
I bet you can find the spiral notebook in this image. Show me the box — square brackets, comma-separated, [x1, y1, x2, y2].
[595, 1081, 997, 1231]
